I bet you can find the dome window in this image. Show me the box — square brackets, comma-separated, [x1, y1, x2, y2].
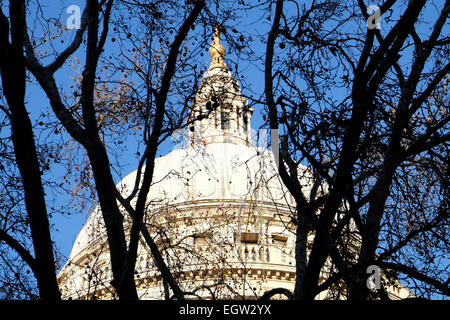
[234, 231, 259, 244]
[243, 111, 248, 134]
[193, 232, 212, 246]
[272, 233, 288, 247]
[221, 111, 230, 130]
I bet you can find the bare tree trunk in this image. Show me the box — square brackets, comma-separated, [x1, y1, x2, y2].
[348, 0, 448, 300]
[86, 141, 138, 299]
[292, 211, 308, 300]
[122, 0, 205, 299]
[81, 0, 138, 300]
[23, 0, 138, 300]
[0, 0, 60, 300]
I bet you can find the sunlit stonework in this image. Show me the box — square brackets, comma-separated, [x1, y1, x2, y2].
[57, 30, 412, 300]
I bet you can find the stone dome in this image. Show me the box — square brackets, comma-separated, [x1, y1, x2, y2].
[67, 139, 308, 262]
[57, 30, 314, 300]
[57, 29, 412, 300]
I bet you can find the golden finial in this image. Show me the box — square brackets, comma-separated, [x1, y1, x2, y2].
[209, 26, 226, 69]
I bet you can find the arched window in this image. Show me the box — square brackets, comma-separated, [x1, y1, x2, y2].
[221, 111, 230, 130]
[243, 111, 248, 134]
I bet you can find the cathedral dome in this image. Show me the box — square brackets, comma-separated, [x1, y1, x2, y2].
[58, 29, 307, 300]
[58, 28, 414, 301]
[67, 140, 304, 262]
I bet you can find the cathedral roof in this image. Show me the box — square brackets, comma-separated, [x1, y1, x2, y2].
[67, 141, 306, 261]
[64, 28, 310, 263]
